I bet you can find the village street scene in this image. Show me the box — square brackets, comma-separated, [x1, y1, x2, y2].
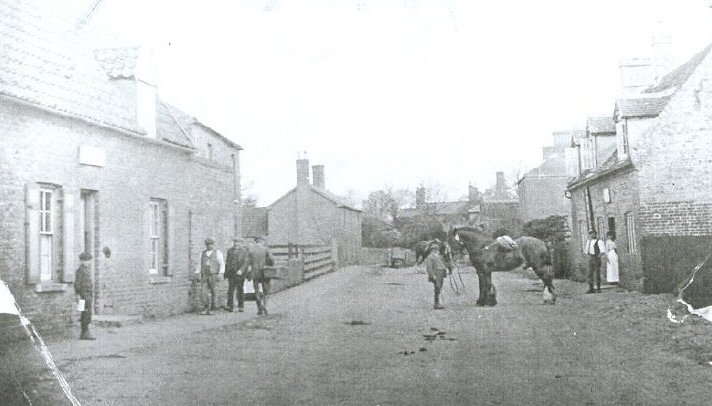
[3, 0, 712, 405]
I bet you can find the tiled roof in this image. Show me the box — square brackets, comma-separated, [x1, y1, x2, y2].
[643, 44, 712, 94]
[94, 47, 139, 79]
[268, 185, 361, 212]
[616, 43, 712, 119]
[398, 200, 474, 217]
[0, 0, 140, 133]
[155, 99, 194, 148]
[587, 116, 615, 134]
[311, 185, 361, 212]
[615, 95, 672, 118]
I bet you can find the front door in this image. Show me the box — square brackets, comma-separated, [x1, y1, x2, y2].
[80, 190, 99, 313]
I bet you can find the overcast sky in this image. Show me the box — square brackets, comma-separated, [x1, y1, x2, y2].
[90, 0, 712, 206]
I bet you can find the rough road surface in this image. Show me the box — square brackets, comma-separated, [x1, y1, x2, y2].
[4, 264, 712, 405]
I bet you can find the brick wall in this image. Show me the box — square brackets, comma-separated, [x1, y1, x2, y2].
[568, 169, 642, 290]
[267, 187, 362, 266]
[0, 100, 239, 339]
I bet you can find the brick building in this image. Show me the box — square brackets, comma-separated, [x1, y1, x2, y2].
[567, 44, 712, 292]
[243, 158, 362, 266]
[400, 172, 521, 236]
[0, 1, 242, 338]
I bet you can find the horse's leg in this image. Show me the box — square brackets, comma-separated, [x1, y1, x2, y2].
[476, 270, 486, 305]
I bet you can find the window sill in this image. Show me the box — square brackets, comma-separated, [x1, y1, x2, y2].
[32, 282, 69, 293]
[149, 275, 172, 284]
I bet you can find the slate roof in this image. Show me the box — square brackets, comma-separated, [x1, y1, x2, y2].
[155, 99, 194, 149]
[616, 43, 712, 119]
[586, 116, 616, 134]
[268, 185, 361, 212]
[0, 0, 140, 133]
[0, 1, 236, 151]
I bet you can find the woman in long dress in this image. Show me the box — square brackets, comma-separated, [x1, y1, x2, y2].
[605, 231, 619, 284]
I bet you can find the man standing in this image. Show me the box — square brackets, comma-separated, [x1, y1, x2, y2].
[194, 238, 225, 315]
[224, 238, 249, 312]
[585, 230, 606, 294]
[75, 252, 95, 340]
[244, 237, 275, 315]
[425, 243, 447, 310]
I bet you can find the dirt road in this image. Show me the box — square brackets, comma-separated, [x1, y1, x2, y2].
[4, 264, 712, 405]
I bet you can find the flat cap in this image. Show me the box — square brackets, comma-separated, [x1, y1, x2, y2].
[205, 238, 215, 244]
[79, 252, 92, 260]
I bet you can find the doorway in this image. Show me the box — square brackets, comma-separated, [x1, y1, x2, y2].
[80, 190, 99, 313]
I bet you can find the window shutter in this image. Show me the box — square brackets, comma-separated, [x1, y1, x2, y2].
[25, 184, 40, 284]
[62, 190, 76, 283]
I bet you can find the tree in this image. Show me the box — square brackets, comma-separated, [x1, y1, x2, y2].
[362, 186, 411, 222]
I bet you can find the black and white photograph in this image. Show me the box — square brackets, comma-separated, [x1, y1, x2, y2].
[3, 0, 712, 404]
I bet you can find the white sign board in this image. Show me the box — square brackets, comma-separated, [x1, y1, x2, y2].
[78, 145, 106, 167]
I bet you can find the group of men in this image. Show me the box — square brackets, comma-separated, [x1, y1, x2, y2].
[72, 236, 275, 340]
[195, 237, 275, 316]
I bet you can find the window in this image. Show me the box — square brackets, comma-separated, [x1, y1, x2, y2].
[149, 199, 169, 275]
[625, 212, 637, 253]
[39, 189, 53, 281]
[597, 217, 605, 240]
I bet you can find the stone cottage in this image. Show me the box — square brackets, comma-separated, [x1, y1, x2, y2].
[567, 43, 712, 292]
[0, 1, 242, 338]
[243, 158, 363, 267]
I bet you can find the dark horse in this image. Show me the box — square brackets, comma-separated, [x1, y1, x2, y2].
[449, 227, 556, 306]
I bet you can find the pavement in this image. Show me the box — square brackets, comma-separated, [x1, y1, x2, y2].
[3, 264, 712, 405]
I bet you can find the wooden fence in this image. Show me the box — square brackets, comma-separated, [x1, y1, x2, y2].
[268, 243, 335, 278]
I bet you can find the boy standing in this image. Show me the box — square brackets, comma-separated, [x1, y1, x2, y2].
[425, 243, 447, 309]
[75, 252, 95, 340]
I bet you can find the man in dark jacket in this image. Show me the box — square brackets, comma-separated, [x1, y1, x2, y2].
[224, 238, 249, 312]
[243, 238, 275, 315]
[74, 252, 95, 340]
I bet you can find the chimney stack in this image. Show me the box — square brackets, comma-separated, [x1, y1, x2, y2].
[416, 186, 426, 210]
[296, 158, 310, 186]
[312, 165, 325, 189]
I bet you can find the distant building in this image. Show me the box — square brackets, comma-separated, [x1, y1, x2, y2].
[243, 159, 362, 266]
[0, 1, 241, 338]
[568, 43, 712, 292]
[517, 131, 577, 223]
[400, 172, 521, 236]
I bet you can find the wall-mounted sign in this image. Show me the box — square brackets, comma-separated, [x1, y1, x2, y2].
[603, 188, 611, 203]
[78, 146, 105, 167]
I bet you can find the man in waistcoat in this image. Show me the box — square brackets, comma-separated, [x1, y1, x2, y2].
[585, 230, 606, 294]
[194, 238, 225, 315]
[223, 238, 249, 312]
[243, 237, 275, 315]
[75, 252, 95, 340]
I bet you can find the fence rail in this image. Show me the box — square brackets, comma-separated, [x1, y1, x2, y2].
[269, 243, 335, 275]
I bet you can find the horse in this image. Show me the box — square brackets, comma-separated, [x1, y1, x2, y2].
[449, 227, 556, 306]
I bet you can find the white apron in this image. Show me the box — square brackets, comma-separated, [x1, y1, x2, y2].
[606, 240, 619, 283]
